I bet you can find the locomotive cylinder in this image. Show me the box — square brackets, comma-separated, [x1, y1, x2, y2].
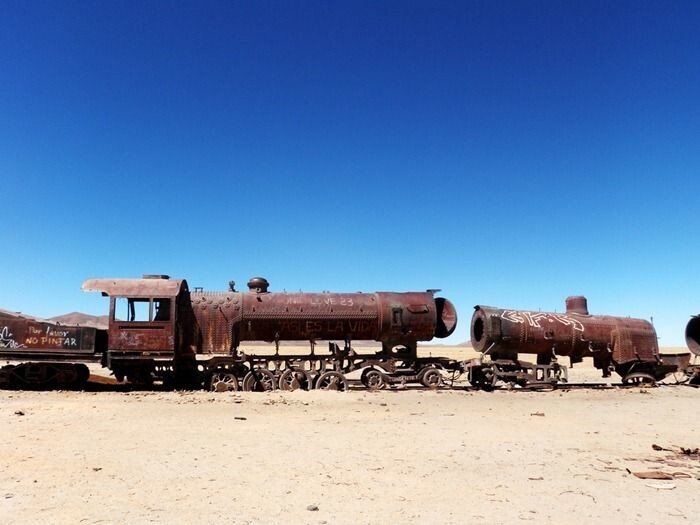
[470, 297, 659, 370]
[192, 279, 457, 353]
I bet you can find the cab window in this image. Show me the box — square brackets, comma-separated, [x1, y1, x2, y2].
[113, 297, 172, 322]
[153, 299, 171, 321]
[114, 298, 150, 321]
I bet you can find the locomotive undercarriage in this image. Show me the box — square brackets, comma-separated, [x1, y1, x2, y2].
[3, 350, 682, 391]
[464, 352, 679, 390]
[200, 342, 461, 392]
[614, 360, 679, 385]
[79, 341, 463, 392]
[465, 358, 568, 391]
[1, 354, 690, 391]
[0, 361, 91, 389]
[688, 366, 700, 385]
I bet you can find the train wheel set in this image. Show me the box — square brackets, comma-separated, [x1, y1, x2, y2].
[0, 362, 90, 390]
[199, 356, 454, 393]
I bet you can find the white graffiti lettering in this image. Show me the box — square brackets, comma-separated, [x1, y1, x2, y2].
[0, 326, 26, 349]
[501, 310, 584, 332]
[501, 310, 525, 324]
[308, 296, 355, 307]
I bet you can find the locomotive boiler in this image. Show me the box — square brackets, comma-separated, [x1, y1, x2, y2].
[191, 277, 456, 354]
[467, 296, 675, 388]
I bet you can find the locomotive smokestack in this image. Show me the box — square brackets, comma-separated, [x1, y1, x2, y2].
[565, 296, 589, 315]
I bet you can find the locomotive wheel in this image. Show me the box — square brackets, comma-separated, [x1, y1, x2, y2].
[242, 369, 277, 392]
[361, 368, 388, 390]
[126, 369, 154, 387]
[75, 364, 90, 386]
[209, 371, 239, 392]
[7, 362, 90, 389]
[690, 371, 700, 385]
[622, 372, 656, 386]
[469, 366, 495, 391]
[314, 371, 348, 392]
[278, 369, 311, 391]
[419, 367, 443, 389]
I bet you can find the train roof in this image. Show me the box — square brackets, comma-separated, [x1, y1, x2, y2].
[0, 308, 47, 322]
[81, 278, 187, 297]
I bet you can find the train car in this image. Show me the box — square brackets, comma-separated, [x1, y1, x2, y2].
[81, 275, 459, 391]
[0, 309, 105, 388]
[467, 296, 676, 389]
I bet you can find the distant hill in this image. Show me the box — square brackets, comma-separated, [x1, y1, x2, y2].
[0, 308, 108, 329]
[423, 341, 472, 348]
[48, 312, 109, 330]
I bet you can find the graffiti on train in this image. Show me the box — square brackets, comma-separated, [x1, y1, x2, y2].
[0, 326, 26, 349]
[501, 310, 585, 332]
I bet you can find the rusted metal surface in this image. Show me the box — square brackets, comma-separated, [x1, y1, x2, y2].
[82, 277, 184, 297]
[685, 315, 700, 356]
[0, 314, 99, 357]
[0, 310, 104, 388]
[565, 295, 589, 315]
[82, 276, 201, 388]
[82, 276, 191, 355]
[683, 316, 700, 385]
[4, 274, 458, 391]
[470, 297, 672, 380]
[189, 278, 457, 354]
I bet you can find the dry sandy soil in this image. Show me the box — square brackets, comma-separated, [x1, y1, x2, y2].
[2, 346, 699, 525]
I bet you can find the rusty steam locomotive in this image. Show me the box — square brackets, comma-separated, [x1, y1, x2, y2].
[467, 296, 678, 389]
[0, 275, 458, 391]
[0, 275, 693, 390]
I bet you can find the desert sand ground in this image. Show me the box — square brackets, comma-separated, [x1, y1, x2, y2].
[1, 345, 699, 525]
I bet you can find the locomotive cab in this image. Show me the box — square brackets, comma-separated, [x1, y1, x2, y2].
[82, 275, 199, 385]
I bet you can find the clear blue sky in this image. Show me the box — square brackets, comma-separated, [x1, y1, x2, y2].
[1, 1, 698, 346]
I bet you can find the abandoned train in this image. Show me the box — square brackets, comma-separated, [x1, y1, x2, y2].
[467, 296, 678, 389]
[0, 275, 458, 391]
[0, 275, 693, 390]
